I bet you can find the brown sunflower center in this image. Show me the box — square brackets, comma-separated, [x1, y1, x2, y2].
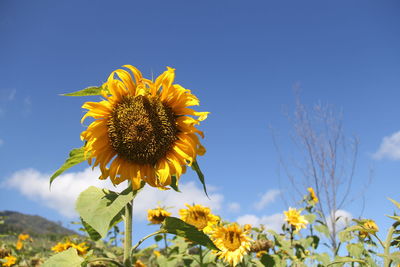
[187, 210, 208, 230]
[223, 231, 242, 251]
[107, 95, 178, 165]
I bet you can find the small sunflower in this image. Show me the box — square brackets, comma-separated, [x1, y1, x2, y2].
[284, 207, 308, 232]
[359, 219, 379, 239]
[307, 187, 319, 203]
[18, 234, 30, 241]
[81, 65, 208, 190]
[15, 241, 23, 251]
[179, 204, 219, 233]
[2, 255, 17, 267]
[212, 224, 252, 266]
[51, 241, 88, 256]
[134, 260, 147, 267]
[147, 207, 171, 224]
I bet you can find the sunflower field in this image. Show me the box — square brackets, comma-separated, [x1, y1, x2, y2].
[2, 65, 400, 267]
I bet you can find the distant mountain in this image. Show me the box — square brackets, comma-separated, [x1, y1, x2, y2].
[0, 211, 78, 238]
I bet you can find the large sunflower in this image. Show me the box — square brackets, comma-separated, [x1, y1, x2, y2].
[212, 224, 252, 266]
[81, 65, 208, 190]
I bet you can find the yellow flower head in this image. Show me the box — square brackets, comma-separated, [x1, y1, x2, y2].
[307, 187, 319, 203]
[212, 224, 252, 266]
[179, 204, 219, 233]
[243, 224, 252, 232]
[153, 250, 161, 257]
[51, 241, 88, 256]
[134, 260, 147, 267]
[284, 207, 308, 232]
[15, 240, 23, 251]
[81, 65, 208, 190]
[18, 234, 30, 241]
[2, 255, 17, 267]
[359, 220, 379, 238]
[147, 207, 171, 224]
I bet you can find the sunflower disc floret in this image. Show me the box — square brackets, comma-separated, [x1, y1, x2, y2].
[81, 65, 208, 190]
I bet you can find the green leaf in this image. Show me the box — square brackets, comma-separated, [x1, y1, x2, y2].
[260, 254, 275, 267]
[161, 217, 218, 251]
[62, 86, 104, 96]
[314, 224, 330, 238]
[304, 213, 316, 224]
[170, 175, 181, 192]
[315, 253, 331, 265]
[76, 186, 135, 238]
[81, 218, 101, 241]
[389, 198, 400, 210]
[347, 243, 364, 258]
[42, 248, 84, 267]
[154, 234, 163, 242]
[328, 257, 366, 266]
[50, 147, 87, 187]
[191, 160, 208, 197]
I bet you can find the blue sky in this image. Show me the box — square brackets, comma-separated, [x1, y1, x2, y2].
[1, 0, 400, 245]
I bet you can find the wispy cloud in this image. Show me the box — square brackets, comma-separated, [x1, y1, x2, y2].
[2, 167, 224, 219]
[227, 202, 241, 213]
[254, 189, 281, 210]
[0, 139, 3, 147]
[373, 131, 400, 160]
[236, 213, 284, 232]
[21, 96, 32, 117]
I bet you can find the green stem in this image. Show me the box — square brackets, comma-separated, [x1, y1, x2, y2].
[163, 233, 169, 255]
[383, 226, 395, 267]
[123, 200, 133, 267]
[131, 231, 164, 256]
[87, 258, 124, 267]
[199, 245, 204, 267]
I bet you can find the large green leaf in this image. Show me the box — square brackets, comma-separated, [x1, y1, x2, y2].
[260, 254, 275, 267]
[50, 147, 87, 187]
[191, 160, 208, 197]
[81, 218, 101, 241]
[62, 86, 104, 96]
[76, 186, 135, 238]
[161, 217, 218, 251]
[42, 248, 84, 267]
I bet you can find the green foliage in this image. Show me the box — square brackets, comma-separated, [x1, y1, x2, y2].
[191, 160, 208, 197]
[49, 147, 87, 187]
[61, 86, 104, 96]
[76, 186, 136, 239]
[42, 248, 84, 267]
[161, 217, 218, 251]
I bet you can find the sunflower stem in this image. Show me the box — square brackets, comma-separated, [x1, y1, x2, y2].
[123, 198, 133, 267]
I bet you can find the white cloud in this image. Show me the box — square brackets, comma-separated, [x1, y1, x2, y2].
[373, 131, 400, 160]
[236, 213, 284, 232]
[227, 202, 241, 213]
[254, 189, 281, 210]
[2, 167, 223, 220]
[326, 209, 352, 232]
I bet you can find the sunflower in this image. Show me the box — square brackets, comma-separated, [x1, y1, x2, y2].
[307, 187, 319, 203]
[2, 255, 17, 267]
[212, 224, 252, 266]
[51, 241, 88, 256]
[18, 234, 30, 241]
[284, 207, 308, 232]
[179, 204, 219, 233]
[147, 207, 171, 224]
[81, 65, 207, 190]
[359, 219, 379, 239]
[134, 260, 147, 267]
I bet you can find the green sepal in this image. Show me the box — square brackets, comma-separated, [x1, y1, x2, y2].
[161, 217, 218, 251]
[50, 147, 88, 187]
[61, 86, 105, 96]
[76, 186, 137, 239]
[42, 248, 84, 267]
[191, 160, 208, 197]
